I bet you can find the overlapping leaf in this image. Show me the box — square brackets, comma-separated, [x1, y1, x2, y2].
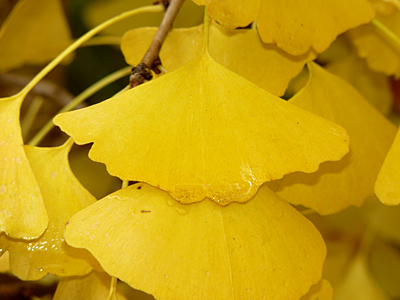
[0, 94, 47, 239]
[54, 51, 349, 205]
[301, 279, 333, 300]
[54, 271, 127, 300]
[64, 183, 326, 300]
[84, 0, 203, 36]
[348, 9, 400, 78]
[0, 0, 72, 72]
[2, 141, 99, 280]
[192, 0, 374, 55]
[269, 63, 396, 214]
[121, 21, 316, 96]
[375, 128, 400, 205]
[325, 52, 393, 115]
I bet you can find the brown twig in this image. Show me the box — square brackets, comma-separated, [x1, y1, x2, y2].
[129, 0, 186, 88]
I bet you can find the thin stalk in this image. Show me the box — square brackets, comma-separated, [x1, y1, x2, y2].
[201, 8, 210, 53]
[21, 96, 44, 140]
[130, 0, 185, 87]
[28, 66, 131, 146]
[372, 19, 400, 52]
[82, 36, 122, 47]
[106, 276, 118, 300]
[18, 4, 164, 98]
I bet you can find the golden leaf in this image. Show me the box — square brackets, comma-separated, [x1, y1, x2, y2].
[53, 271, 127, 300]
[0, 0, 73, 72]
[347, 9, 400, 78]
[121, 21, 316, 96]
[301, 279, 333, 300]
[325, 51, 393, 115]
[54, 51, 349, 205]
[84, 0, 203, 36]
[335, 255, 390, 300]
[64, 183, 326, 300]
[269, 63, 396, 214]
[0, 94, 48, 239]
[375, 128, 400, 205]
[3, 141, 99, 280]
[193, 0, 375, 55]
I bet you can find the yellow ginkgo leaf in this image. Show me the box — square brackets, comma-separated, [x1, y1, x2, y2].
[4, 140, 99, 280]
[268, 63, 396, 215]
[0, 95, 48, 239]
[193, 0, 375, 55]
[325, 51, 393, 115]
[54, 271, 127, 300]
[334, 255, 390, 300]
[301, 279, 333, 300]
[347, 9, 400, 78]
[54, 51, 349, 205]
[0, 0, 73, 73]
[375, 128, 400, 205]
[0, 234, 10, 257]
[64, 183, 326, 300]
[0, 250, 9, 273]
[121, 21, 316, 96]
[369, 239, 400, 298]
[84, 0, 203, 37]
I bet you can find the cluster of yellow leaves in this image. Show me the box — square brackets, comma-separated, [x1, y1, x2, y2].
[1, 0, 400, 299]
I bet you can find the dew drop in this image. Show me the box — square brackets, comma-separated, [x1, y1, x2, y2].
[8, 118, 12, 123]
[89, 235, 95, 239]
[246, 289, 252, 293]
[91, 220, 100, 229]
[165, 275, 169, 279]
[15, 157, 22, 164]
[0, 141, 5, 146]
[84, 231, 89, 235]
[104, 232, 109, 237]
[205, 271, 209, 275]
[2, 209, 11, 217]
[272, 206, 284, 219]
[165, 198, 176, 207]
[0, 185, 6, 195]
[107, 243, 112, 247]
[175, 207, 188, 215]
[51, 171, 58, 179]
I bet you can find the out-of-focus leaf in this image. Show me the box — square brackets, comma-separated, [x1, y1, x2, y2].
[269, 62, 396, 214]
[325, 51, 393, 115]
[0, 0, 73, 72]
[84, 0, 203, 37]
[348, 9, 400, 78]
[301, 279, 333, 300]
[375, 128, 400, 205]
[53, 271, 127, 300]
[369, 238, 400, 298]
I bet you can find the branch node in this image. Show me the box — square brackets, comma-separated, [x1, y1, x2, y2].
[153, 0, 170, 9]
[129, 63, 153, 88]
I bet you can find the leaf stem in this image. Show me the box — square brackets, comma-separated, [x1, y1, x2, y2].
[130, 0, 185, 87]
[371, 18, 400, 52]
[19, 4, 164, 98]
[28, 66, 131, 146]
[106, 276, 118, 300]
